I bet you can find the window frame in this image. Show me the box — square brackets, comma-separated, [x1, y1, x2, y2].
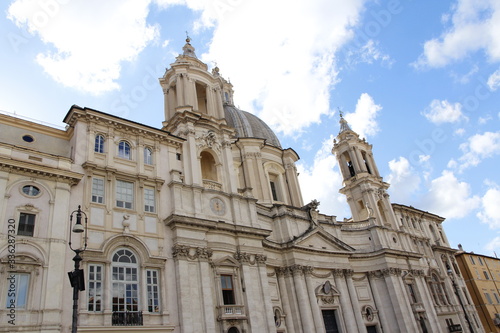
[5, 273, 30, 309]
[144, 187, 155, 213]
[116, 180, 134, 209]
[146, 269, 160, 313]
[111, 249, 139, 312]
[17, 212, 36, 237]
[118, 141, 132, 160]
[95, 135, 105, 153]
[144, 147, 153, 165]
[88, 264, 103, 312]
[220, 274, 236, 305]
[91, 177, 105, 204]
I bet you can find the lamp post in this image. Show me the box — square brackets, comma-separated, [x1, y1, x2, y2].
[448, 268, 474, 333]
[68, 206, 88, 333]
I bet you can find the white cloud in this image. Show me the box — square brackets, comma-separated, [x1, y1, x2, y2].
[182, 0, 367, 136]
[386, 157, 421, 202]
[487, 68, 500, 90]
[297, 135, 349, 218]
[7, 0, 159, 94]
[458, 131, 500, 170]
[344, 93, 382, 139]
[422, 99, 466, 124]
[485, 236, 500, 253]
[478, 186, 500, 228]
[413, 0, 500, 68]
[420, 170, 480, 219]
[345, 39, 393, 68]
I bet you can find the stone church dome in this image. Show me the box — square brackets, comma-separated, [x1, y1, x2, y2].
[224, 105, 282, 149]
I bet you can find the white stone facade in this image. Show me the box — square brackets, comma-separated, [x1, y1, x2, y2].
[0, 40, 484, 333]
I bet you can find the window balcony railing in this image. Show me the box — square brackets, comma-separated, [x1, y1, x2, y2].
[217, 305, 246, 320]
[203, 179, 222, 191]
[112, 311, 143, 326]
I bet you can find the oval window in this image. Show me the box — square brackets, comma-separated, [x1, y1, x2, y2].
[22, 135, 34, 143]
[22, 185, 40, 196]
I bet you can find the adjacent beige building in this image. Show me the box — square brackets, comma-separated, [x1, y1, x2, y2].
[456, 247, 500, 333]
[0, 38, 485, 333]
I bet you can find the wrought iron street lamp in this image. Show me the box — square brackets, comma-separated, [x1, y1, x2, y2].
[448, 267, 474, 333]
[68, 206, 88, 333]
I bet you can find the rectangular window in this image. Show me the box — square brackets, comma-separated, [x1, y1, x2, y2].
[146, 269, 160, 313]
[221, 275, 235, 305]
[17, 213, 35, 236]
[270, 181, 279, 201]
[469, 255, 475, 265]
[478, 257, 484, 265]
[91, 178, 105, 204]
[88, 264, 103, 312]
[116, 180, 134, 209]
[144, 148, 153, 165]
[484, 271, 490, 280]
[407, 283, 418, 303]
[485, 292, 493, 304]
[5, 273, 29, 308]
[144, 188, 155, 213]
[494, 293, 500, 304]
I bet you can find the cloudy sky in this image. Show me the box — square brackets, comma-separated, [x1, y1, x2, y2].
[1, 0, 500, 256]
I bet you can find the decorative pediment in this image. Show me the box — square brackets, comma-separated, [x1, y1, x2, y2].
[212, 255, 240, 268]
[293, 228, 355, 252]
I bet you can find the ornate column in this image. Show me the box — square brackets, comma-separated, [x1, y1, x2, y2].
[382, 268, 418, 332]
[368, 271, 390, 332]
[333, 269, 358, 332]
[291, 265, 315, 333]
[276, 267, 296, 333]
[344, 269, 367, 333]
[304, 266, 326, 333]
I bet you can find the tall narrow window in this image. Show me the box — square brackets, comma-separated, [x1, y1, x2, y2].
[146, 269, 160, 313]
[270, 181, 279, 201]
[361, 151, 372, 174]
[18, 213, 35, 236]
[5, 273, 29, 308]
[92, 178, 105, 204]
[221, 275, 235, 305]
[112, 249, 139, 312]
[407, 283, 418, 304]
[484, 271, 490, 280]
[116, 180, 134, 209]
[485, 292, 493, 304]
[95, 135, 105, 153]
[144, 188, 155, 213]
[478, 257, 484, 266]
[144, 148, 153, 165]
[118, 141, 131, 160]
[88, 264, 103, 312]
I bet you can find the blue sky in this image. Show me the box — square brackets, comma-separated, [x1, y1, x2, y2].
[1, 0, 500, 256]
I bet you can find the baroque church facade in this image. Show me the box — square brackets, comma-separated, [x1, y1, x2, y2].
[0, 39, 484, 333]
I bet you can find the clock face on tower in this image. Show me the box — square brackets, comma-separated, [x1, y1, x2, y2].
[210, 197, 226, 216]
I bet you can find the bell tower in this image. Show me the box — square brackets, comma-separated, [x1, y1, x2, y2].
[332, 115, 397, 228]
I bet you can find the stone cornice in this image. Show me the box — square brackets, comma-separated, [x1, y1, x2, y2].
[0, 156, 82, 185]
[164, 214, 272, 238]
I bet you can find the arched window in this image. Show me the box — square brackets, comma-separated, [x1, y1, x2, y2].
[227, 328, 240, 333]
[144, 147, 153, 165]
[95, 135, 105, 153]
[118, 141, 131, 160]
[200, 151, 217, 181]
[361, 151, 372, 174]
[195, 82, 207, 114]
[429, 273, 448, 306]
[112, 249, 139, 313]
[343, 152, 355, 177]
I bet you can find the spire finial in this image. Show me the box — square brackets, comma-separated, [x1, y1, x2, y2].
[182, 32, 197, 58]
[338, 107, 352, 133]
